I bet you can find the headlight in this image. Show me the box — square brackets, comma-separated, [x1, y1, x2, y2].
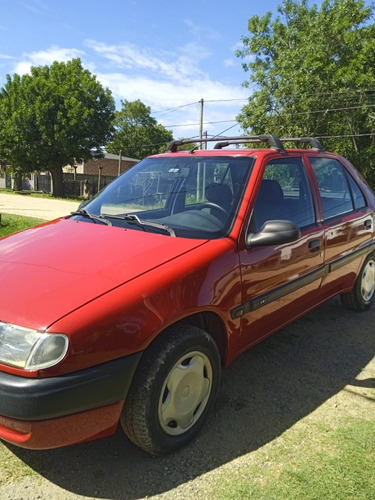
[0, 322, 68, 370]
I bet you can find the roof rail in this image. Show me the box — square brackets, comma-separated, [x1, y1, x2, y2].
[165, 135, 325, 153]
[280, 137, 325, 152]
[165, 134, 286, 153]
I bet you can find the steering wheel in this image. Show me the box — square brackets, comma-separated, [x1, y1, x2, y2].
[198, 202, 228, 216]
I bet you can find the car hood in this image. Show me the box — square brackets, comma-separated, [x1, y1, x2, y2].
[0, 219, 206, 330]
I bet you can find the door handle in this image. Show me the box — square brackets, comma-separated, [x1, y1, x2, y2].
[364, 219, 372, 230]
[309, 239, 321, 252]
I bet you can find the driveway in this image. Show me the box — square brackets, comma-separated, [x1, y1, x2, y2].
[0, 192, 79, 221]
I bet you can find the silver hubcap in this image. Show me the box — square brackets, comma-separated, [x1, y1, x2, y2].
[158, 351, 212, 436]
[361, 259, 375, 302]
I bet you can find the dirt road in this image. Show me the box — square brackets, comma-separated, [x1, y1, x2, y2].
[0, 192, 79, 220]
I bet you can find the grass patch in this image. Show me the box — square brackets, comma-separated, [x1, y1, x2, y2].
[0, 445, 38, 485]
[0, 213, 45, 238]
[212, 417, 375, 500]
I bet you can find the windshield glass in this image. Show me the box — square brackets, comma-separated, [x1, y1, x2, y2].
[76, 155, 254, 239]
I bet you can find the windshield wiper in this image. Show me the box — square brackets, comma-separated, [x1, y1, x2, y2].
[102, 213, 176, 237]
[71, 209, 112, 226]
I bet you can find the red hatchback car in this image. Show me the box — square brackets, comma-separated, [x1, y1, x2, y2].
[0, 135, 374, 455]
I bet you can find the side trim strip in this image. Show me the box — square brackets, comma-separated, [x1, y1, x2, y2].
[231, 241, 375, 320]
[328, 244, 375, 272]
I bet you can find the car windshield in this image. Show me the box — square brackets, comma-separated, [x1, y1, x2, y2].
[74, 155, 254, 239]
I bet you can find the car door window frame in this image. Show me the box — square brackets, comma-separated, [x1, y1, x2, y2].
[309, 157, 367, 221]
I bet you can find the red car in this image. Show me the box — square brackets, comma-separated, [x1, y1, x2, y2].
[0, 135, 374, 455]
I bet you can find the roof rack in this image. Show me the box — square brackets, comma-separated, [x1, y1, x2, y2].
[165, 134, 285, 153]
[280, 137, 325, 152]
[165, 135, 325, 153]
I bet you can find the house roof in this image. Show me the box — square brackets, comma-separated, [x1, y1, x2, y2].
[103, 153, 140, 162]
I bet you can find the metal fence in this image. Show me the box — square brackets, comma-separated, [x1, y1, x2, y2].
[1, 172, 115, 198]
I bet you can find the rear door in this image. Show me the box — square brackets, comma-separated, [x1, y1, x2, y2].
[308, 156, 374, 298]
[237, 156, 325, 350]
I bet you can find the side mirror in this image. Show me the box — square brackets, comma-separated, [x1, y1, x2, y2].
[246, 220, 301, 248]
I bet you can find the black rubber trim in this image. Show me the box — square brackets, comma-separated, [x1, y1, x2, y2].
[231, 266, 327, 319]
[0, 352, 143, 421]
[328, 244, 374, 272]
[231, 242, 375, 319]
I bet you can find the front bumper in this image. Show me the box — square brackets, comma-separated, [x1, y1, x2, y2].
[0, 352, 142, 449]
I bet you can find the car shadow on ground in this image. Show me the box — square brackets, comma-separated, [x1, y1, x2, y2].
[6, 297, 375, 499]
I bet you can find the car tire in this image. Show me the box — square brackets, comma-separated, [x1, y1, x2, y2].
[340, 253, 375, 311]
[121, 324, 221, 455]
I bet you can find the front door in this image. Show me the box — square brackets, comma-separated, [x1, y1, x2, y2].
[237, 156, 325, 350]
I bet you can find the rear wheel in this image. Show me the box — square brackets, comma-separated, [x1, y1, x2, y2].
[341, 253, 375, 311]
[121, 325, 221, 455]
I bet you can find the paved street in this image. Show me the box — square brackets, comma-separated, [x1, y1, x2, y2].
[0, 192, 79, 221]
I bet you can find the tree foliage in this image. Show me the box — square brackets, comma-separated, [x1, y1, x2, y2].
[0, 58, 115, 196]
[236, 0, 375, 185]
[106, 99, 173, 159]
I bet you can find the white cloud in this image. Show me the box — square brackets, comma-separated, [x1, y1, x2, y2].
[86, 37, 248, 138]
[84, 39, 208, 83]
[96, 71, 247, 139]
[98, 71, 246, 107]
[183, 18, 221, 43]
[5, 38, 248, 139]
[223, 58, 235, 67]
[12, 46, 85, 75]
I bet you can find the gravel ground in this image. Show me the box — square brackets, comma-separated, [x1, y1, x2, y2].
[0, 296, 374, 500]
[0, 192, 79, 220]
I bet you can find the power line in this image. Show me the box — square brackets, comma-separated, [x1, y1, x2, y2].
[151, 89, 375, 119]
[293, 103, 375, 115]
[164, 119, 238, 128]
[212, 122, 242, 138]
[316, 133, 375, 139]
[151, 101, 199, 116]
[204, 98, 248, 103]
[152, 93, 375, 136]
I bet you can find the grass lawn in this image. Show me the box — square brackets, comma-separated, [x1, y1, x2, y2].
[212, 415, 375, 500]
[0, 213, 45, 238]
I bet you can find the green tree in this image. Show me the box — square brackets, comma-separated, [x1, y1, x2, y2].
[0, 58, 115, 196]
[106, 99, 173, 159]
[236, 0, 375, 185]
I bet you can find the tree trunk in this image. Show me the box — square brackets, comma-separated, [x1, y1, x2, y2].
[49, 167, 64, 197]
[13, 172, 22, 191]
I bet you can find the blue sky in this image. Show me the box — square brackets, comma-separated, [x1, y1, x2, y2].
[0, 0, 283, 140]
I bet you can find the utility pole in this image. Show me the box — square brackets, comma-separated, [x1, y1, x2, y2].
[118, 150, 122, 177]
[199, 98, 204, 149]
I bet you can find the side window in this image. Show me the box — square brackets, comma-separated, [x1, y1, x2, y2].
[347, 172, 366, 209]
[310, 158, 364, 219]
[253, 158, 315, 231]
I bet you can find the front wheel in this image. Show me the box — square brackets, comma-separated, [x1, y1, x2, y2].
[121, 325, 221, 455]
[341, 253, 375, 311]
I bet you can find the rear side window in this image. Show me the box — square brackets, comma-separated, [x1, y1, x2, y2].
[347, 172, 366, 209]
[310, 158, 366, 219]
